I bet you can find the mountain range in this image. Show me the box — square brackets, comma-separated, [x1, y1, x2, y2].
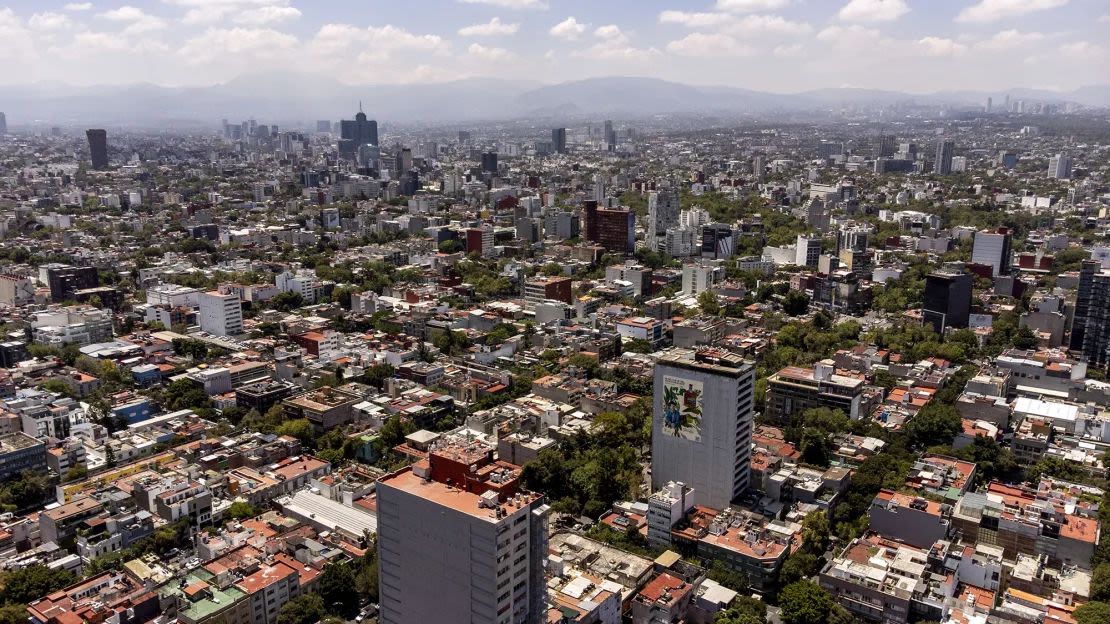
[2, 75, 1107, 129]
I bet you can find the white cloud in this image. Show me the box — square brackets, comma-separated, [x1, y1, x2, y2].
[725, 14, 812, 36]
[974, 29, 1044, 51]
[917, 36, 967, 57]
[51, 30, 169, 57]
[773, 43, 803, 58]
[956, 0, 1068, 24]
[467, 42, 512, 60]
[1100, 14, 1110, 23]
[458, 0, 548, 10]
[666, 32, 754, 58]
[28, 12, 75, 30]
[97, 6, 168, 34]
[235, 6, 301, 25]
[659, 10, 724, 29]
[64, 3, 93, 11]
[715, 0, 789, 13]
[1060, 40, 1106, 58]
[550, 16, 586, 40]
[306, 23, 450, 59]
[838, 0, 909, 23]
[459, 17, 519, 37]
[594, 24, 626, 41]
[817, 24, 887, 50]
[178, 26, 296, 65]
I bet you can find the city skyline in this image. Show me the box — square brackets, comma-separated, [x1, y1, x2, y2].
[0, 0, 1107, 93]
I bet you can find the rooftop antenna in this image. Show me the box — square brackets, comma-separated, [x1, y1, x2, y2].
[359, 100, 363, 114]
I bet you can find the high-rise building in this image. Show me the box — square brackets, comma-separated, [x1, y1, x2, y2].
[589, 206, 634, 254]
[315, 120, 331, 133]
[551, 127, 566, 154]
[1077, 268, 1110, 370]
[1070, 259, 1100, 351]
[971, 227, 1013, 277]
[647, 187, 680, 252]
[481, 151, 498, 173]
[0, 112, 7, 135]
[45, 265, 99, 302]
[795, 235, 822, 268]
[399, 147, 413, 173]
[701, 223, 734, 260]
[86, 129, 109, 170]
[922, 272, 972, 334]
[878, 135, 896, 158]
[376, 436, 549, 624]
[603, 120, 615, 150]
[652, 348, 754, 509]
[1048, 153, 1072, 179]
[998, 151, 1018, 169]
[339, 109, 378, 159]
[934, 139, 955, 175]
[198, 290, 243, 337]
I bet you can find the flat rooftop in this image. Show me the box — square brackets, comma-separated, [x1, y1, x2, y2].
[378, 467, 539, 522]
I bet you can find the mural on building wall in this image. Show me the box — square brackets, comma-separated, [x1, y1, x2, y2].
[662, 377, 703, 441]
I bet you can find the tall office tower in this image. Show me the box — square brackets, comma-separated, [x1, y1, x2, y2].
[583, 200, 599, 243]
[399, 147, 413, 173]
[198, 290, 243, 337]
[701, 223, 734, 259]
[752, 155, 764, 179]
[837, 227, 869, 254]
[593, 206, 635, 254]
[652, 348, 754, 509]
[480, 151, 498, 173]
[0, 112, 6, 135]
[1048, 153, 1073, 179]
[1079, 269, 1110, 370]
[923, 272, 972, 334]
[86, 129, 109, 170]
[1070, 260, 1100, 351]
[46, 265, 99, 302]
[934, 139, 955, 175]
[551, 127, 567, 154]
[316, 120, 331, 133]
[878, 135, 896, 158]
[998, 151, 1018, 169]
[603, 119, 615, 150]
[986, 97, 992, 113]
[339, 108, 378, 159]
[592, 173, 606, 203]
[457, 130, 471, 143]
[971, 227, 1013, 277]
[376, 436, 549, 624]
[647, 187, 680, 252]
[795, 234, 822, 268]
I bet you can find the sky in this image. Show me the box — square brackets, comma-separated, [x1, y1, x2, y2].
[1, 0, 1107, 93]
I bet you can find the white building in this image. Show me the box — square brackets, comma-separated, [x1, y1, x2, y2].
[681, 264, 718, 296]
[1047, 154, 1072, 180]
[795, 235, 822, 268]
[276, 271, 325, 304]
[31, 307, 113, 346]
[198, 291, 243, 337]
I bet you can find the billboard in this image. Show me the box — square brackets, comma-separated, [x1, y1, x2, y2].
[661, 376, 703, 441]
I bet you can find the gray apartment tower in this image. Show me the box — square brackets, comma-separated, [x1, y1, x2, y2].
[0, 112, 7, 135]
[647, 186, 680, 252]
[376, 437, 549, 624]
[86, 129, 108, 170]
[652, 348, 755, 509]
[1070, 259, 1100, 351]
[934, 139, 955, 175]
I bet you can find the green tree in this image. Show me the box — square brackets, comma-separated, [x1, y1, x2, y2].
[0, 471, 51, 510]
[0, 603, 30, 624]
[276, 419, 316, 447]
[779, 581, 834, 624]
[903, 403, 961, 449]
[277, 593, 326, 624]
[354, 540, 380, 602]
[1074, 601, 1110, 624]
[714, 594, 767, 623]
[801, 511, 831, 556]
[0, 565, 77, 604]
[1090, 563, 1110, 602]
[163, 378, 213, 412]
[318, 562, 359, 617]
[779, 552, 819, 586]
[698, 290, 721, 315]
[227, 501, 258, 520]
[782, 290, 810, 315]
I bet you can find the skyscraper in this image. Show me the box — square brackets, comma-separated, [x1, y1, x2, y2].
[878, 135, 896, 158]
[1077, 268, 1110, 370]
[647, 186, 680, 252]
[315, 120, 331, 133]
[652, 348, 754, 509]
[603, 119, 615, 150]
[701, 223, 734, 260]
[376, 435, 549, 624]
[971, 227, 1013, 277]
[1048, 153, 1073, 179]
[0, 112, 7, 135]
[1070, 260, 1100, 351]
[480, 151, 498, 173]
[551, 127, 566, 154]
[86, 129, 109, 170]
[923, 272, 972, 334]
[934, 139, 955, 175]
[339, 108, 378, 159]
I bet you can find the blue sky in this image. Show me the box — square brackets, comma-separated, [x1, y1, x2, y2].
[0, 0, 1106, 92]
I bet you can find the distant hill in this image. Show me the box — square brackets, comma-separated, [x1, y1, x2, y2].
[0, 74, 1105, 128]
